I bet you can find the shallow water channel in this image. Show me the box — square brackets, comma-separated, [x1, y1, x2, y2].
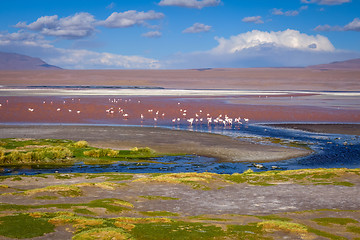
[1, 123, 360, 175]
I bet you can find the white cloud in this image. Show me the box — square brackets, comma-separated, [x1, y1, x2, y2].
[271, 8, 299, 16]
[50, 49, 160, 69]
[242, 16, 263, 24]
[301, 0, 351, 5]
[211, 29, 335, 54]
[106, 2, 116, 9]
[0, 30, 159, 69]
[162, 29, 356, 69]
[344, 18, 360, 31]
[182, 23, 211, 33]
[315, 18, 360, 31]
[142, 31, 162, 38]
[0, 30, 52, 48]
[15, 13, 96, 39]
[158, 0, 221, 9]
[98, 10, 164, 28]
[271, 6, 308, 16]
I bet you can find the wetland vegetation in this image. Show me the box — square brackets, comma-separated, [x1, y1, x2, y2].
[0, 138, 359, 239]
[0, 138, 161, 166]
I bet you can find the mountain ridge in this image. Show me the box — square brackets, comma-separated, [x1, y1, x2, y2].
[0, 52, 61, 70]
[308, 58, 360, 70]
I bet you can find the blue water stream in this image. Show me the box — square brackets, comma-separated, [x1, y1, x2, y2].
[1, 123, 359, 175]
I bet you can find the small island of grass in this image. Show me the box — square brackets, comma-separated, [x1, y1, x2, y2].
[0, 138, 161, 166]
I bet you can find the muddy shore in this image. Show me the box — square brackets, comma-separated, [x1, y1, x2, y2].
[0, 125, 310, 162]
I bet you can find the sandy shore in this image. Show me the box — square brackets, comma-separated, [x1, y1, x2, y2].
[0, 125, 310, 162]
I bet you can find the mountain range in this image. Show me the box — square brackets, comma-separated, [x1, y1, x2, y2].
[0, 51, 359, 70]
[0, 52, 61, 70]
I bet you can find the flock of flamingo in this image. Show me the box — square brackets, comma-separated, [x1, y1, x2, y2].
[103, 98, 250, 126]
[0, 97, 250, 127]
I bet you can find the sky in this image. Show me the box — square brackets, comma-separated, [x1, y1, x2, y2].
[0, 0, 359, 69]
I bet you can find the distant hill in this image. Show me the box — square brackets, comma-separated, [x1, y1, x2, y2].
[0, 52, 61, 70]
[308, 58, 360, 70]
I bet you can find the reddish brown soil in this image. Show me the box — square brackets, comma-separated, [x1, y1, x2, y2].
[1, 68, 359, 91]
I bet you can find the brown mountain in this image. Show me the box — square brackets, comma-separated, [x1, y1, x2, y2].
[308, 58, 360, 70]
[0, 52, 61, 70]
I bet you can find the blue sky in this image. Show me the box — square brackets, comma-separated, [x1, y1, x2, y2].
[0, 0, 359, 69]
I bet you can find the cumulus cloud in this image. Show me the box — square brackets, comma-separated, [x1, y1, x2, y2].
[0, 30, 159, 69]
[315, 18, 360, 31]
[158, 0, 221, 9]
[211, 29, 335, 55]
[0, 30, 52, 48]
[98, 10, 164, 28]
[142, 31, 162, 38]
[182, 23, 211, 33]
[15, 13, 96, 39]
[162, 29, 357, 69]
[242, 16, 263, 24]
[301, 0, 351, 5]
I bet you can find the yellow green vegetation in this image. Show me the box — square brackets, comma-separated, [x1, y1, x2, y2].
[134, 172, 222, 190]
[0, 209, 359, 239]
[140, 211, 179, 217]
[313, 217, 359, 226]
[22, 185, 83, 197]
[223, 168, 359, 186]
[73, 140, 89, 148]
[258, 220, 308, 233]
[133, 168, 358, 189]
[72, 227, 134, 240]
[75, 182, 120, 190]
[0, 138, 161, 165]
[139, 195, 180, 200]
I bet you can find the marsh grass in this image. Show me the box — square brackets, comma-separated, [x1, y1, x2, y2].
[74, 208, 97, 216]
[34, 195, 59, 200]
[224, 168, 358, 186]
[313, 217, 359, 226]
[72, 227, 134, 240]
[347, 225, 360, 234]
[140, 211, 179, 217]
[0, 138, 162, 166]
[23, 185, 83, 197]
[307, 226, 347, 240]
[139, 195, 180, 201]
[134, 172, 220, 190]
[0, 209, 357, 240]
[131, 221, 225, 240]
[258, 220, 308, 233]
[0, 198, 133, 214]
[0, 214, 55, 239]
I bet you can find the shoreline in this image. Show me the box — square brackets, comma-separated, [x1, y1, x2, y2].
[0, 124, 310, 163]
[266, 123, 360, 136]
